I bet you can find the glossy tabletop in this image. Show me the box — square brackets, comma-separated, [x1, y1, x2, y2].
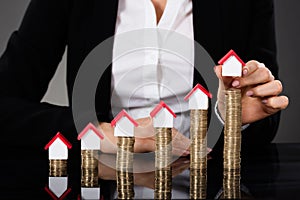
[1, 143, 300, 199]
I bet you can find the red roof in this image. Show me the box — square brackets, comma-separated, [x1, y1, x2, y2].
[218, 49, 246, 66]
[184, 84, 212, 101]
[44, 186, 72, 200]
[150, 101, 177, 118]
[111, 109, 138, 127]
[77, 123, 104, 140]
[44, 132, 72, 150]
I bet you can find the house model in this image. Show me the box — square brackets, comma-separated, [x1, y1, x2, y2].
[77, 123, 104, 150]
[150, 101, 177, 128]
[184, 84, 212, 110]
[44, 177, 71, 200]
[218, 49, 245, 77]
[81, 187, 100, 200]
[44, 185, 71, 200]
[111, 109, 138, 137]
[44, 132, 72, 160]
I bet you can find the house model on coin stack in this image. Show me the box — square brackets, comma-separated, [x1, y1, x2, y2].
[44, 132, 72, 160]
[111, 109, 138, 137]
[218, 49, 245, 77]
[184, 83, 212, 110]
[150, 101, 176, 128]
[77, 123, 104, 150]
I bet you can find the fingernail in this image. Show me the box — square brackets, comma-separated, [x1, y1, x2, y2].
[207, 148, 212, 153]
[232, 80, 240, 87]
[243, 69, 248, 76]
[271, 75, 275, 80]
[214, 66, 217, 72]
[246, 91, 253, 97]
[183, 160, 190, 164]
[262, 99, 268, 104]
[258, 62, 265, 68]
[184, 150, 190, 155]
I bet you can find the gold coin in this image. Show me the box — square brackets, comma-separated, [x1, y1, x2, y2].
[49, 160, 67, 177]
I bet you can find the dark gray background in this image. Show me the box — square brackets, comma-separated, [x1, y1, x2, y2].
[0, 0, 299, 142]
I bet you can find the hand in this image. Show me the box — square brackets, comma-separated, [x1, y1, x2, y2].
[98, 117, 191, 156]
[214, 60, 289, 124]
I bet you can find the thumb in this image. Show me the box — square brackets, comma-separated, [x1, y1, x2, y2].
[214, 65, 223, 80]
[214, 65, 234, 89]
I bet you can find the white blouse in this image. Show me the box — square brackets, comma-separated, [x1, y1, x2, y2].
[111, 0, 194, 137]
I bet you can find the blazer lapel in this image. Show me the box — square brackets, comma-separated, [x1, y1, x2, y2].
[86, 0, 119, 50]
[192, 0, 224, 63]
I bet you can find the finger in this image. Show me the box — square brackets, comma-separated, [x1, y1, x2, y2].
[214, 65, 222, 79]
[172, 163, 190, 177]
[263, 95, 289, 110]
[207, 147, 212, 153]
[214, 65, 234, 88]
[243, 60, 261, 76]
[233, 66, 274, 88]
[135, 117, 155, 138]
[134, 138, 155, 153]
[136, 117, 153, 127]
[172, 157, 190, 167]
[246, 80, 283, 97]
[173, 147, 190, 156]
[172, 128, 190, 156]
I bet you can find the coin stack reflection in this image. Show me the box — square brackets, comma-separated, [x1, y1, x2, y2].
[190, 109, 208, 199]
[155, 127, 172, 200]
[116, 137, 135, 199]
[81, 150, 98, 187]
[223, 89, 242, 199]
[49, 160, 67, 177]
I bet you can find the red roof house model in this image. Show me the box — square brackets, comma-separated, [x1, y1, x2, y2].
[111, 109, 138, 127]
[184, 83, 212, 101]
[218, 49, 245, 66]
[150, 101, 177, 118]
[44, 132, 72, 150]
[218, 50, 245, 77]
[77, 123, 104, 140]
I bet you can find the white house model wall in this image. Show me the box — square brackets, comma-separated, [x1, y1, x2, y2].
[188, 89, 209, 110]
[49, 177, 68, 198]
[114, 117, 135, 137]
[222, 55, 242, 77]
[80, 129, 101, 150]
[48, 138, 68, 160]
[153, 108, 174, 128]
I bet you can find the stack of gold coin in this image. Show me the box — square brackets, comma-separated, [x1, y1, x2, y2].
[49, 160, 67, 177]
[155, 168, 172, 199]
[190, 109, 208, 199]
[116, 137, 135, 199]
[155, 128, 172, 200]
[190, 168, 207, 199]
[81, 150, 99, 187]
[223, 88, 242, 199]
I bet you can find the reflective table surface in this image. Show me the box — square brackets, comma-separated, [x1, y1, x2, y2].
[1, 143, 300, 199]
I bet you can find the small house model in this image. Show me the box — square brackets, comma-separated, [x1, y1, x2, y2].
[44, 132, 72, 160]
[184, 84, 212, 110]
[111, 109, 138, 137]
[44, 177, 71, 199]
[77, 123, 104, 150]
[81, 187, 100, 200]
[218, 49, 245, 77]
[44, 185, 71, 200]
[150, 101, 177, 128]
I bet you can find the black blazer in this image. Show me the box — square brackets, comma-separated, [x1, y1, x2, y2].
[0, 0, 280, 154]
